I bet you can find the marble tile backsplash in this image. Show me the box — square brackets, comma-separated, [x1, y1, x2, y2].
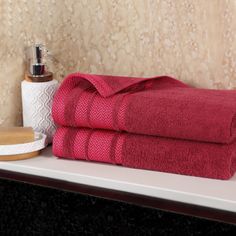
[0, 0, 236, 126]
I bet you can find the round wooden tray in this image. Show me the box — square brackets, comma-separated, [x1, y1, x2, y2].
[0, 151, 40, 161]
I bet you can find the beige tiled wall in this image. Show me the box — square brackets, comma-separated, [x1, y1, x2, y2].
[0, 0, 236, 126]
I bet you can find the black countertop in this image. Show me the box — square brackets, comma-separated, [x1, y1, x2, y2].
[0, 179, 235, 235]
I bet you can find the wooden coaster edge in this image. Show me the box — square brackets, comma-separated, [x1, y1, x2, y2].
[0, 151, 40, 161]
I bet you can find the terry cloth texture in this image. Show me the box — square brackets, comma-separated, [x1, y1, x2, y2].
[53, 72, 236, 143]
[53, 127, 236, 180]
[52, 72, 236, 180]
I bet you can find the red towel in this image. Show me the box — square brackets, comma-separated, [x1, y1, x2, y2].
[53, 127, 236, 180]
[52, 72, 236, 143]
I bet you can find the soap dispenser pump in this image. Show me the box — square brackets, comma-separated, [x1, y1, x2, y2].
[25, 44, 53, 82]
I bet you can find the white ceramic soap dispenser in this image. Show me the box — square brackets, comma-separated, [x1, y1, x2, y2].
[21, 44, 58, 143]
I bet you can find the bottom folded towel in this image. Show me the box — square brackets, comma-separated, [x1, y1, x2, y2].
[53, 127, 236, 180]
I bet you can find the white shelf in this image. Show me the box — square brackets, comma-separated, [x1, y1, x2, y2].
[0, 147, 236, 213]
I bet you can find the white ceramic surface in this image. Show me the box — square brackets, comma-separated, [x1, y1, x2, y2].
[0, 147, 236, 213]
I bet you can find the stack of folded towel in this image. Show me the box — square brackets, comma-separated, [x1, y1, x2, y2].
[52, 72, 236, 180]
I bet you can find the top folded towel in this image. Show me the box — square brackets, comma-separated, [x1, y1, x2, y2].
[52, 72, 236, 144]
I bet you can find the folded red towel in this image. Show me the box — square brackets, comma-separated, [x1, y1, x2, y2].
[53, 127, 236, 180]
[52, 72, 236, 143]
